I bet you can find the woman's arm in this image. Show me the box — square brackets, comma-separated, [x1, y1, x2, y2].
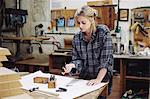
[63, 36, 83, 74]
[87, 25, 113, 86]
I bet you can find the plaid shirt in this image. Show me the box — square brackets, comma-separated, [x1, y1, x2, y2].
[71, 25, 113, 79]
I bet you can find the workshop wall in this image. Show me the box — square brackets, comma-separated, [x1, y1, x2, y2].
[28, 0, 150, 55]
[49, 0, 150, 54]
[20, 0, 52, 57]
[2, 0, 52, 57]
[21, 0, 51, 36]
[1, 0, 13, 53]
[3, 0, 150, 57]
[113, 0, 150, 53]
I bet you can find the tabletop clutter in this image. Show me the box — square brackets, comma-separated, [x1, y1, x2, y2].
[33, 75, 67, 92]
[34, 75, 56, 88]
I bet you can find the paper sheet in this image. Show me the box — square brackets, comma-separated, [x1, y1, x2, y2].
[20, 71, 107, 99]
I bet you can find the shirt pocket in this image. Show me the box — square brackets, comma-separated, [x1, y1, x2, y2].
[93, 42, 102, 59]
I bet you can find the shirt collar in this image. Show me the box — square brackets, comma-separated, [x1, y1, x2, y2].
[79, 30, 97, 42]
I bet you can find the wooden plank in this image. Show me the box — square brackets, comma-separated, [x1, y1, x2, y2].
[0, 67, 20, 82]
[0, 67, 18, 76]
[15, 58, 49, 66]
[0, 73, 20, 82]
[0, 47, 11, 56]
[0, 67, 23, 98]
[0, 36, 50, 41]
[0, 80, 22, 90]
[2, 93, 33, 99]
[0, 88, 24, 98]
[126, 76, 150, 80]
[51, 52, 68, 56]
[0, 62, 3, 67]
[0, 55, 8, 61]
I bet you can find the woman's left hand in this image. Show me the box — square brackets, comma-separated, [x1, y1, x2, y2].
[87, 79, 101, 86]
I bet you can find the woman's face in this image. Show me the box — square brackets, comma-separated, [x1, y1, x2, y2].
[77, 16, 91, 33]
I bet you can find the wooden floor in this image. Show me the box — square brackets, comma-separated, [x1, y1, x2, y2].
[107, 75, 121, 99]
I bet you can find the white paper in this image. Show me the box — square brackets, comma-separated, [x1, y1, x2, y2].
[20, 71, 107, 99]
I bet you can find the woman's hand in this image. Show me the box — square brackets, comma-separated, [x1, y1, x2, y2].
[87, 68, 107, 85]
[87, 79, 101, 86]
[62, 63, 75, 75]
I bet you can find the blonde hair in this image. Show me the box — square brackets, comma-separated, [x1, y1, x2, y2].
[75, 6, 98, 33]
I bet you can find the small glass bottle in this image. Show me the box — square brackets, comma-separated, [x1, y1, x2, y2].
[129, 40, 134, 54]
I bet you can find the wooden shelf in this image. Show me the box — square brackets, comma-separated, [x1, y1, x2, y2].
[126, 76, 150, 81]
[0, 36, 50, 41]
[89, 4, 117, 7]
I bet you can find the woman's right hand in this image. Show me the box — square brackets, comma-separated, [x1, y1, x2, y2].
[62, 63, 75, 75]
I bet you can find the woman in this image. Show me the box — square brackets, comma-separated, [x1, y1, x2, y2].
[63, 6, 113, 98]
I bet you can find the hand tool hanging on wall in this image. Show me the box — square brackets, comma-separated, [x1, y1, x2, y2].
[27, 42, 33, 54]
[39, 43, 43, 54]
[35, 24, 43, 37]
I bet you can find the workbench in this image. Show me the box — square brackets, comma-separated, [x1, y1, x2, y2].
[2, 85, 108, 99]
[49, 52, 150, 97]
[0, 36, 50, 41]
[2, 71, 108, 99]
[12, 50, 150, 98]
[114, 55, 150, 97]
[0, 35, 50, 58]
[15, 56, 49, 73]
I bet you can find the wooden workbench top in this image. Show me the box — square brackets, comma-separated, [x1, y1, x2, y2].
[113, 54, 150, 59]
[15, 56, 49, 66]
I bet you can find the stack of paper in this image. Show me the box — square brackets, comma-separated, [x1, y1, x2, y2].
[0, 67, 24, 98]
[0, 47, 11, 67]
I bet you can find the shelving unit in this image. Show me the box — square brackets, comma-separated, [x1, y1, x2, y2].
[51, 9, 77, 27]
[89, 5, 117, 30]
[125, 59, 150, 95]
[131, 7, 150, 27]
[131, 7, 150, 47]
[126, 76, 150, 81]
[113, 54, 150, 98]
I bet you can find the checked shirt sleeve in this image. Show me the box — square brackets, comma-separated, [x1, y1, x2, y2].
[70, 36, 83, 72]
[100, 26, 113, 72]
